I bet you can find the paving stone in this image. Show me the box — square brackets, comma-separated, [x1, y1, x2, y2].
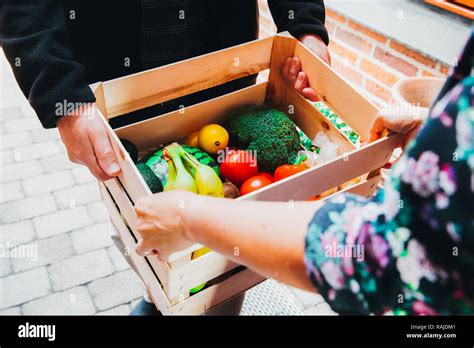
[4, 118, 41, 133]
[21, 286, 96, 315]
[41, 153, 75, 173]
[72, 166, 96, 184]
[11, 234, 75, 273]
[22, 170, 74, 196]
[0, 181, 24, 203]
[0, 220, 35, 248]
[15, 141, 62, 162]
[0, 132, 32, 150]
[33, 206, 93, 239]
[97, 304, 131, 315]
[0, 149, 13, 166]
[0, 107, 23, 122]
[0, 257, 12, 277]
[88, 270, 143, 311]
[48, 249, 114, 291]
[290, 287, 326, 309]
[87, 201, 110, 223]
[71, 222, 114, 254]
[54, 182, 101, 209]
[0, 267, 51, 309]
[0, 306, 21, 315]
[0, 160, 44, 183]
[0, 193, 57, 224]
[107, 246, 131, 272]
[30, 128, 60, 143]
[303, 302, 337, 315]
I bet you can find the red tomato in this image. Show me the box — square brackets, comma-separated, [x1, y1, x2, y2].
[274, 164, 307, 181]
[240, 176, 273, 196]
[220, 150, 258, 186]
[257, 172, 274, 182]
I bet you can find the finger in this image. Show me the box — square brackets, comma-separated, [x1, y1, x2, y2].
[73, 137, 114, 181]
[135, 239, 156, 257]
[288, 57, 301, 85]
[89, 124, 120, 177]
[84, 158, 115, 181]
[369, 116, 386, 142]
[294, 71, 307, 93]
[282, 57, 292, 84]
[301, 87, 319, 102]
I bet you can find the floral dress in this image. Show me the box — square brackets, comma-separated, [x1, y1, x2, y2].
[304, 31, 474, 315]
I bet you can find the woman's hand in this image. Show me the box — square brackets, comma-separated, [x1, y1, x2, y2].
[369, 105, 428, 149]
[135, 190, 196, 261]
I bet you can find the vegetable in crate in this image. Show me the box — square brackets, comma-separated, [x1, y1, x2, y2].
[136, 163, 163, 193]
[219, 149, 258, 186]
[164, 143, 224, 197]
[139, 145, 219, 188]
[198, 124, 229, 155]
[227, 105, 300, 172]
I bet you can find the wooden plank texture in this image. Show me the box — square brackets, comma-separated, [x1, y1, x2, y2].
[103, 37, 274, 118]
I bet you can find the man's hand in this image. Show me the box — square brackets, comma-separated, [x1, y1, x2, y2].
[57, 103, 120, 181]
[282, 34, 331, 101]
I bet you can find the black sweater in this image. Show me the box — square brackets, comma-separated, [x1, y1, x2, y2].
[0, 0, 327, 128]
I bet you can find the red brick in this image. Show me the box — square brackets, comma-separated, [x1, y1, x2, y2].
[440, 64, 450, 75]
[389, 41, 437, 68]
[360, 58, 399, 87]
[348, 20, 387, 44]
[328, 40, 358, 64]
[365, 80, 391, 102]
[422, 70, 434, 77]
[326, 8, 346, 23]
[335, 27, 373, 54]
[374, 47, 417, 76]
[332, 58, 363, 85]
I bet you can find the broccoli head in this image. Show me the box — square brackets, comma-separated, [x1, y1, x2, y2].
[227, 105, 300, 172]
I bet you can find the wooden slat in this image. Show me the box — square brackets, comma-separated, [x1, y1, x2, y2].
[345, 174, 381, 198]
[239, 134, 402, 202]
[98, 112, 151, 203]
[167, 251, 240, 299]
[115, 82, 268, 152]
[171, 268, 265, 315]
[285, 87, 356, 154]
[265, 33, 297, 110]
[102, 37, 274, 118]
[294, 41, 378, 140]
[99, 183, 174, 314]
[99, 182, 172, 296]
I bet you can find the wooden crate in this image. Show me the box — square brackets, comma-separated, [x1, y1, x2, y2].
[92, 33, 401, 315]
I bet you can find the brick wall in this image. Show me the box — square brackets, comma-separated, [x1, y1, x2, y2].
[258, 1, 450, 107]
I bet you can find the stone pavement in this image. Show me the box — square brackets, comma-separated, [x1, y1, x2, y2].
[0, 49, 334, 316]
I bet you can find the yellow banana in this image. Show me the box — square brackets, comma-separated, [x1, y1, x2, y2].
[181, 150, 224, 197]
[163, 144, 197, 193]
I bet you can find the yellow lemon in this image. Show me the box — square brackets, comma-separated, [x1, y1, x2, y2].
[198, 124, 229, 154]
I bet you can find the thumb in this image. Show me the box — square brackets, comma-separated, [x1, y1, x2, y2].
[89, 119, 120, 177]
[135, 239, 157, 257]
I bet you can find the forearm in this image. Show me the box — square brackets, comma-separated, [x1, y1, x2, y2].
[184, 196, 322, 291]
